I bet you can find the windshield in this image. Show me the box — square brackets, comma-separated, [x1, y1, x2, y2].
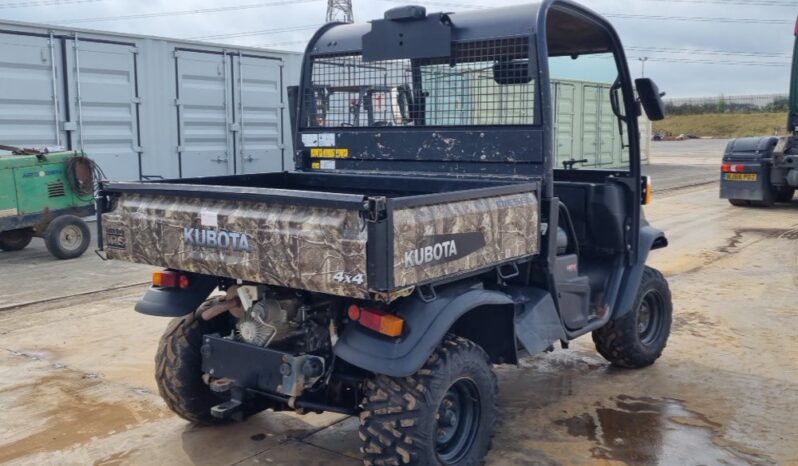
[549, 53, 630, 170]
[301, 38, 537, 128]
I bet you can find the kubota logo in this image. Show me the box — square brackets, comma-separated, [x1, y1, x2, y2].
[403, 232, 486, 268]
[183, 227, 250, 252]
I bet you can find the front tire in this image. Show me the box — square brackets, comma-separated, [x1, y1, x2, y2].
[0, 228, 34, 251]
[360, 336, 497, 466]
[155, 299, 229, 424]
[593, 267, 672, 368]
[44, 215, 90, 259]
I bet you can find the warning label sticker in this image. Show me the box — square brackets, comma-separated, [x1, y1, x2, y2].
[310, 148, 349, 159]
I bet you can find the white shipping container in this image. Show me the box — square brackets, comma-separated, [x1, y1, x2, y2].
[0, 19, 302, 181]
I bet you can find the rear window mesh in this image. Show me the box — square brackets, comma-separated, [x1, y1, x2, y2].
[302, 37, 536, 128]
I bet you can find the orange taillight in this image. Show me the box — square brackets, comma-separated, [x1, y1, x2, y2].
[152, 270, 189, 289]
[351, 306, 404, 337]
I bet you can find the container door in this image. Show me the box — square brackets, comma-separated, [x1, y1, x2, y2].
[64, 38, 141, 181]
[581, 84, 601, 167]
[175, 50, 234, 178]
[232, 55, 284, 174]
[597, 83, 618, 166]
[552, 81, 576, 167]
[0, 33, 66, 150]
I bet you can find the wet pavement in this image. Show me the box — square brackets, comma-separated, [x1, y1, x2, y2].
[1, 141, 797, 465]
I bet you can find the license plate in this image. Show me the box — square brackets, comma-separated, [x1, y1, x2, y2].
[724, 173, 757, 181]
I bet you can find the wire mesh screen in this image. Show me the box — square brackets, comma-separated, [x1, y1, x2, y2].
[302, 38, 535, 128]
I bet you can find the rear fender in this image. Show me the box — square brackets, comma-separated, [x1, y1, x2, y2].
[334, 281, 515, 378]
[134, 272, 219, 317]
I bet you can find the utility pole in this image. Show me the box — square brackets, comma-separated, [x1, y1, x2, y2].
[326, 0, 354, 23]
[638, 56, 649, 78]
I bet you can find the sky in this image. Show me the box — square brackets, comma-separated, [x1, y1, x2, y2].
[0, 0, 795, 98]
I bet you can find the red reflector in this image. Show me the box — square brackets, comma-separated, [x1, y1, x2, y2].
[357, 308, 404, 337]
[179, 274, 190, 289]
[347, 304, 361, 321]
[152, 270, 179, 288]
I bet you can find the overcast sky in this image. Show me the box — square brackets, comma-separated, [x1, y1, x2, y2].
[1, 0, 795, 98]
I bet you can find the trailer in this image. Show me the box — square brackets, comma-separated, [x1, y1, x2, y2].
[0, 19, 302, 182]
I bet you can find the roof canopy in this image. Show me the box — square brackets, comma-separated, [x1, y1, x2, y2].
[308, 1, 615, 59]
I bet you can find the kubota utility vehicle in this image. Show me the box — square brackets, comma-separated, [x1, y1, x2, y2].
[98, 2, 672, 464]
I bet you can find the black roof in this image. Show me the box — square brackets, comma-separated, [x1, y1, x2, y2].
[307, 1, 615, 58]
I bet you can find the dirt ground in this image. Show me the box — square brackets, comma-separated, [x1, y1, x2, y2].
[1, 140, 796, 466]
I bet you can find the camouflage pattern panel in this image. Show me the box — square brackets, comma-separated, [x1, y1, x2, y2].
[393, 191, 539, 287]
[102, 193, 370, 298]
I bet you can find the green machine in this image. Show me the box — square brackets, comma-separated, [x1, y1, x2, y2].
[0, 150, 96, 259]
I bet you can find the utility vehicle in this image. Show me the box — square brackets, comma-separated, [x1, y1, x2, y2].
[721, 16, 798, 207]
[98, 2, 672, 464]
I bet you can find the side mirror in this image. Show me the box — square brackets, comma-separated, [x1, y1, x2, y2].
[635, 78, 666, 121]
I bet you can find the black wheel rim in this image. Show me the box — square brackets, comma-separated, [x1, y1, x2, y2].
[637, 289, 664, 346]
[435, 378, 481, 464]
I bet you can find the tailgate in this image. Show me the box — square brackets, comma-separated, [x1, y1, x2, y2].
[102, 192, 370, 298]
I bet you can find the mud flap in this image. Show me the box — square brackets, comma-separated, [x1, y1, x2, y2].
[507, 287, 567, 355]
[134, 273, 218, 317]
[612, 224, 667, 319]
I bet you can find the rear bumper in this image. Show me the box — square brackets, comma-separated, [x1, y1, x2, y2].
[719, 167, 769, 201]
[200, 334, 325, 398]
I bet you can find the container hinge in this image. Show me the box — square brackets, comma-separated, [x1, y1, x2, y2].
[364, 196, 388, 222]
[417, 284, 437, 303]
[132, 145, 143, 153]
[132, 97, 142, 104]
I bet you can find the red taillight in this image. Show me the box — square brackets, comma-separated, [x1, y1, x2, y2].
[721, 163, 745, 173]
[794, 15, 797, 36]
[152, 270, 189, 289]
[350, 306, 404, 337]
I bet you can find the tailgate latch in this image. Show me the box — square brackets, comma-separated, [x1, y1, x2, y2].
[364, 196, 388, 222]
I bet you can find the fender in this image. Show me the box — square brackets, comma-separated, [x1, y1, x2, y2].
[334, 281, 514, 378]
[134, 272, 218, 317]
[613, 222, 668, 319]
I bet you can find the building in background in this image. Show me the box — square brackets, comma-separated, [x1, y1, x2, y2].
[0, 19, 302, 181]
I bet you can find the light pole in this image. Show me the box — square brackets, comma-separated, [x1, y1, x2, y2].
[639, 56, 649, 78]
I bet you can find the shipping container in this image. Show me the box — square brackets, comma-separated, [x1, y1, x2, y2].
[0, 19, 302, 181]
[552, 79, 649, 168]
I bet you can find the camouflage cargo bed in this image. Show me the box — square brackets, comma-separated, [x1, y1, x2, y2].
[99, 172, 541, 301]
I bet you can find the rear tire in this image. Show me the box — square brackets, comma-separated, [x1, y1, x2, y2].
[728, 199, 749, 207]
[775, 187, 795, 203]
[155, 299, 231, 424]
[0, 228, 34, 251]
[360, 336, 497, 466]
[593, 267, 672, 368]
[44, 215, 90, 259]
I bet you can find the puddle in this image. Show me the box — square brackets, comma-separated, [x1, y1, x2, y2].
[0, 372, 165, 463]
[556, 395, 774, 465]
